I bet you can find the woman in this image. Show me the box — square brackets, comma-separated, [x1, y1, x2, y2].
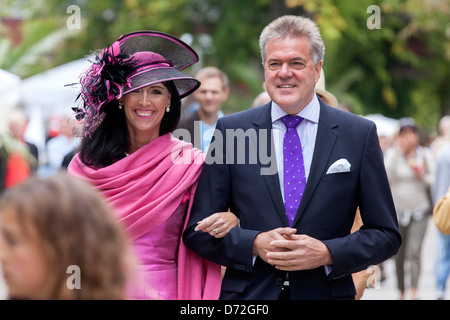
[0, 173, 132, 299]
[68, 31, 238, 300]
[384, 118, 434, 300]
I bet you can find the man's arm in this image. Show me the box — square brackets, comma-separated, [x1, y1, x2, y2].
[182, 119, 260, 272]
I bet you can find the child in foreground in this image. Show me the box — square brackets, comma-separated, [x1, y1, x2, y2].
[0, 173, 133, 299]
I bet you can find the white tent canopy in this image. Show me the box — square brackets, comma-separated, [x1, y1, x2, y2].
[0, 68, 21, 133]
[20, 58, 91, 120]
[18, 59, 90, 164]
[365, 113, 400, 138]
[0, 68, 21, 105]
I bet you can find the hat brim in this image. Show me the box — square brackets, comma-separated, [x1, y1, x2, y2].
[124, 67, 200, 99]
[117, 31, 198, 71]
[315, 88, 338, 108]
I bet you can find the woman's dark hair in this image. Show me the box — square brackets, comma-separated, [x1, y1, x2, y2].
[159, 81, 181, 136]
[79, 81, 181, 167]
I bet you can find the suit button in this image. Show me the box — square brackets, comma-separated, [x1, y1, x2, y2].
[275, 278, 283, 285]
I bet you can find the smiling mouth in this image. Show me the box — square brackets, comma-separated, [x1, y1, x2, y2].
[135, 110, 155, 117]
[278, 85, 296, 88]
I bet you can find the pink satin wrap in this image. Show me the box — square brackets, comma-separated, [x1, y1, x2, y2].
[68, 133, 221, 299]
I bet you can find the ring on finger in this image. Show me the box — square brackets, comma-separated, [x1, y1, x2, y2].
[213, 228, 219, 234]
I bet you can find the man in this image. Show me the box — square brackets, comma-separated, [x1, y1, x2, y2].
[183, 15, 401, 300]
[176, 66, 229, 153]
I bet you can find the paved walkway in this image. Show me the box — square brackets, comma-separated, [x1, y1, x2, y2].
[361, 216, 449, 300]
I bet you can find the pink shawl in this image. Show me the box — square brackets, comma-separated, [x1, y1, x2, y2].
[68, 133, 221, 299]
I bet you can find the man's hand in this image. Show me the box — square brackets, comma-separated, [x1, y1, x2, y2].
[254, 229, 333, 271]
[252, 228, 297, 263]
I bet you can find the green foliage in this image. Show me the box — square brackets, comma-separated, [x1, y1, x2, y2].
[1, 0, 448, 129]
[318, 0, 449, 132]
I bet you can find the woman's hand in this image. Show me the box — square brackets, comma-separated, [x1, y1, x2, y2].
[194, 211, 239, 238]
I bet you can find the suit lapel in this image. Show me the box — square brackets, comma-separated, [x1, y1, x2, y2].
[252, 103, 289, 226]
[292, 102, 339, 227]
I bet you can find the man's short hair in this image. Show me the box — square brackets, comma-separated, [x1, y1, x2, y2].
[194, 66, 229, 90]
[259, 15, 325, 65]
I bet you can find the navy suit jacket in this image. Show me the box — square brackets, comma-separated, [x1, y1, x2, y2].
[183, 98, 401, 300]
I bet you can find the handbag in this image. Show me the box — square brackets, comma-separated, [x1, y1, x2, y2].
[433, 187, 450, 235]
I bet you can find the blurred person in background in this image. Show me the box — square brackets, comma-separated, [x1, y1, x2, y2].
[431, 115, 450, 159]
[0, 173, 133, 299]
[384, 117, 435, 299]
[0, 134, 31, 193]
[46, 114, 80, 172]
[68, 31, 238, 300]
[251, 90, 271, 109]
[176, 66, 230, 153]
[8, 109, 39, 174]
[431, 115, 450, 300]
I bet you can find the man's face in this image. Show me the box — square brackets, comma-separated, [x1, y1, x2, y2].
[194, 76, 229, 115]
[264, 36, 321, 114]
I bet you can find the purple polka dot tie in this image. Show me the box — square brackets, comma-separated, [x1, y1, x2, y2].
[281, 115, 306, 227]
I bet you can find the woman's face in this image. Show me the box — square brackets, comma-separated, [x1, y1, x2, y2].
[120, 83, 171, 147]
[398, 128, 419, 153]
[0, 209, 50, 299]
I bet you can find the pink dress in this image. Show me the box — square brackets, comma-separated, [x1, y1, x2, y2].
[128, 203, 187, 300]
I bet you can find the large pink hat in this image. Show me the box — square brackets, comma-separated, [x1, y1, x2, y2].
[117, 31, 200, 98]
[76, 31, 200, 123]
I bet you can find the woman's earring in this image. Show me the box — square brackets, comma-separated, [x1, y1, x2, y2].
[165, 105, 171, 113]
[118, 103, 123, 110]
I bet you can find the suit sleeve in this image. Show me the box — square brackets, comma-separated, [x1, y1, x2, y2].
[323, 122, 402, 280]
[182, 118, 260, 272]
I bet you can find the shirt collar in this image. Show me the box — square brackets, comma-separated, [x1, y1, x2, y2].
[271, 94, 320, 124]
